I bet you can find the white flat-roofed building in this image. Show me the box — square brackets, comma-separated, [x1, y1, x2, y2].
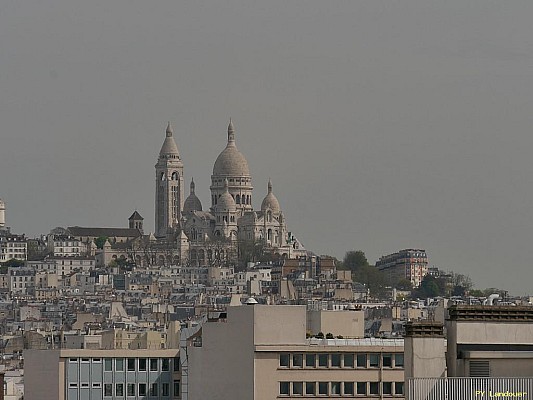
[188, 305, 405, 400]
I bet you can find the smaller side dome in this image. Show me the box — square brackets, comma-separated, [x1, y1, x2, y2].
[184, 178, 203, 213]
[216, 179, 237, 212]
[261, 179, 281, 214]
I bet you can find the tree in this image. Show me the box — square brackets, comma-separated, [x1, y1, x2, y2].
[343, 251, 369, 272]
[353, 264, 386, 299]
[414, 275, 446, 298]
[94, 236, 109, 249]
[2, 258, 24, 268]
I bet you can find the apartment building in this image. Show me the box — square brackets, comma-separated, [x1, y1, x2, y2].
[376, 249, 428, 287]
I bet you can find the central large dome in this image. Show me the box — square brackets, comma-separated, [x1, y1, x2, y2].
[212, 120, 250, 177]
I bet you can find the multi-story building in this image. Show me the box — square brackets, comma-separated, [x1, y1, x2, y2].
[376, 249, 428, 287]
[0, 234, 27, 262]
[8, 266, 35, 295]
[47, 234, 86, 257]
[25, 349, 181, 400]
[188, 305, 405, 400]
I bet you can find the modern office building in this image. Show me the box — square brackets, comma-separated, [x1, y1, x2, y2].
[24, 349, 181, 400]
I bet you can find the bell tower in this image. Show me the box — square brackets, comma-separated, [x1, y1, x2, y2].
[155, 122, 184, 237]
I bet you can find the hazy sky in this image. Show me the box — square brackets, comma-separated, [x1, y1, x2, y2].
[2, 0, 533, 293]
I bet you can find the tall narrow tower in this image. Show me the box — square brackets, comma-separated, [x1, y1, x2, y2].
[155, 122, 184, 237]
[0, 198, 5, 228]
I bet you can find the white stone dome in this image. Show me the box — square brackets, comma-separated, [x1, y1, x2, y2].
[184, 179, 203, 212]
[212, 120, 250, 177]
[261, 179, 281, 214]
[216, 179, 237, 212]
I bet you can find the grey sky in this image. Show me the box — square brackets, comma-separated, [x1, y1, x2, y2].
[1, 0, 533, 293]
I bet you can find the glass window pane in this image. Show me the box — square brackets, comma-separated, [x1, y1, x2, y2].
[395, 353, 404, 367]
[139, 358, 147, 371]
[383, 354, 392, 367]
[150, 383, 158, 396]
[318, 382, 328, 395]
[279, 353, 290, 367]
[139, 383, 147, 396]
[293, 353, 303, 367]
[127, 383, 135, 396]
[127, 358, 135, 371]
[383, 382, 392, 395]
[150, 358, 158, 371]
[174, 380, 180, 396]
[173, 357, 180, 371]
[318, 354, 328, 367]
[331, 353, 341, 367]
[305, 382, 316, 395]
[162, 383, 169, 396]
[395, 382, 405, 395]
[331, 382, 341, 394]
[116, 383, 124, 396]
[104, 384, 112, 396]
[370, 382, 379, 395]
[344, 382, 354, 395]
[162, 358, 170, 371]
[293, 382, 303, 395]
[104, 358, 112, 371]
[369, 354, 380, 367]
[344, 353, 354, 368]
[356, 382, 367, 395]
[305, 354, 316, 368]
[280, 382, 290, 395]
[116, 358, 124, 371]
[356, 354, 367, 368]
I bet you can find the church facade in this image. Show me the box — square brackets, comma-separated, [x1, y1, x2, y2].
[155, 120, 306, 267]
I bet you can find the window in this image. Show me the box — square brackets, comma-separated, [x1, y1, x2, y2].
[92, 358, 101, 363]
[305, 354, 316, 368]
[305, 382, 316, 395]
[139, 383, 147, 396]
[344, 382, 354, 395]
[104, 384, 112, 396]
[331, 382, 341, 395]
[173, 357, 180, 371]
[383, 354, 392, 367]
[69, 357, 77, 363]
[370, 382, 379, 395]
[127, 383, 135, 396]
[81, 383, 89, 388]
[116, 358, 124, 371]
[150, 358, 158, 371]
[280, 382, 290, 395]
[81, 358, 90, 363]
[162, 382, 170, 396]
[69, 383, 78, 388]
[344, 353, 354, 368]
[139, 358, 147, 371]
[279, 353, 290, 367]
[356, 382, 367, 395]
[318, 354, 328, 367]
[162, 358, 170, 371]
[293, 381, 303, 395]
[318, 382, 328, 395]
[331, 354, 341, 367]
[395, 353, 404, 368]
[92, 383, 101, 388]
[369, 354, 380, 368]
[395, 382, 404, 395]
[116, 383, 124, 396]
[173, 380, 180, 396]
[150, 383, 158, 396]
[293, 354, 303, 368]
[104, 358, 113, 371]
[356, 353, 367, 368]
[383, 382, 393, 395]
[127, 358, 135, 371]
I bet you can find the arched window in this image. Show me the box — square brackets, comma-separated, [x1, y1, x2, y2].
[160, 172, 165, 181]
[171, 172, 179, 180]
[236, 194, 240, 204]
[267, 211, 272, 222]
[267, 229, 272, 241]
